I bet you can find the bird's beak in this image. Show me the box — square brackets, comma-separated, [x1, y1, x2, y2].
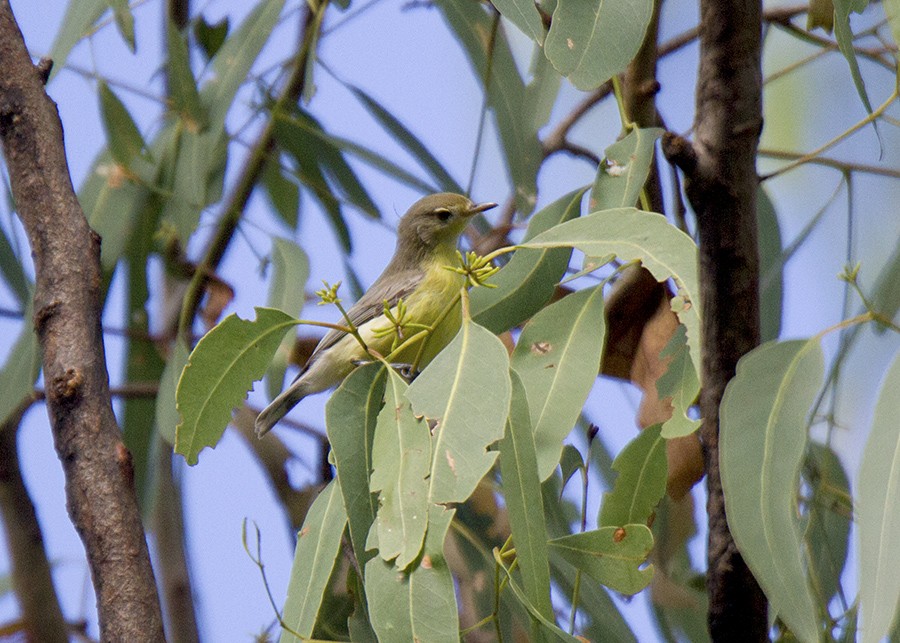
[467, 201, 498, 216]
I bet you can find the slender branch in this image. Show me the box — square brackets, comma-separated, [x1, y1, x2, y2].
[759, 147, 900, 179]
[0, 2, 164, 639]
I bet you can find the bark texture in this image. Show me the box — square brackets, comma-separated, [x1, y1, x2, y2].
[0, 2, 165, 640]
[662, 0, 768, 638]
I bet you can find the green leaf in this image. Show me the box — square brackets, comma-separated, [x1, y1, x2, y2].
[48, 0, 107, 83]
[326, 364, 386, 567]
[0, 315, 40, 427]
[887, 0, 900, 50]
[500, 370, 553, 621]
[156, 339, 190, 445]
[807, 0, 835, 32]
[858, 350, 900, 643]
[264, 238, 309, 401]
[656, 325, 701, 438]
[368, 369, 431, 569]
[833, 0, 876, 117]
[558, 443, 585, 491]
[719, 339, 823, 643]
[590, 127, 663, 211]
[175, 307, 297, 465]
[407, 317, 512, 504]
[201, 0, 285, 132]
[280, 479, 348, 642]
[599, 424, 666, 528]
[544, 0, 654, 90]
[872, 241, 900, 332]
[166, 25, 205, 129]
[523, 207, 701, 386]
[491, 0, 546, 44]
[511, 284, 606, 480]
[193, 15, 230, 61]
[548, 524, 654, 595]
[261, 159, 300, 228]
[365, 506, 459, 643]
[348, 86, 463, 193]
[437, 0, 543, 213]
[98, 82, 146, 166]
[757, 187, 783, 343]
[804, 442, 851, 609]
[471, 188, 585, 334]
[0, 225, 30, 306]
[106, 0, 135, 51]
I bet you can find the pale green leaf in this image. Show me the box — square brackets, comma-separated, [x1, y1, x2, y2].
[544, 0, 654, 90]
[548, 524, 654, 595]
[365, 506, 458, 643]
[757, 187, 783, 343]
[261, 159, 300, 228]
[280, 479, 348, 642]
[407, 317, 512, 504]
[858, 350, 900, 643]
[264, 238, 309, 401]
[523, 208, 701, 385]
[656, 325, 701, 438]
[0, 225, 30, 306]
[500, 370, 553, 621]
[887, 0, 900, 50]
[492, 0, 546, 44]
[326, 364, 386, 567]
[833, 0, 876, 116]
[166, 24, 205, 129]
[872, 242, 900, 332]
[106, 0, 135, 51]
[368, 369, 431, 569]
[471, 188, 585, 334]
[511, 284, 605, 480]
[0, 315, 40, 427]
[175, 307, 297, 465]
[590, 127, 663, 211]
[807, 0, 835, 32]
[558, 443, 585, 491]
[48, 0, 107, 82]
[98, 82, 146, 166]
[599, 424, 666, 528]
[720, 339, 823, 643]
[156, 339, 190, 445]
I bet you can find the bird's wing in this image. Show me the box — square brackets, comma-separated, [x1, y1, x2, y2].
[301, 267, 426, 370]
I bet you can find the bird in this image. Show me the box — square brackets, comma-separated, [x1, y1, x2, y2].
[255, 192, 497, 436]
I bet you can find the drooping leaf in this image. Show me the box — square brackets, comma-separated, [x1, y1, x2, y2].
[326, 364, 386, 567]
[511, 284, 606, 480]
[599, 424, 666, 528]
[833, 0, 876, 118]
[264, 238, 309, 401]
[548, 524, 654, 595]
[886, 0, 900, 51]
[757, 186, 783, 343]
[280, 479, 348, 642]
[98, 82, 147, 166]
[365, 506, 459, 643]
[175, 307, 297, 465]
[0, 313, 40, 427]
[523, 208, 701, 385]
[157, 339, 190, 445]
[590, 127, 663, 211]
[491, 0, 546, 44]
[656, 325, 701, 438]
[48, 0, 107, 82]
[471, 188, 586, 334]
[407, 317, 512, 504]
[368, 369, 431, 569]
[807, 0, 835, 32]
[166, 24, 205, 129]
[261, 158, 300, 229]
[193, 15, 230, 61]
[500, 370, 553, 621]
[105, 0, 135, 50]
[858, 350, 900, 643]
[0, 225, 30, 306]
[437, 0, 543, 213]
[719, 339, 823, 643]
[872, 242, 900, 332]
[544, 0, 654, 90]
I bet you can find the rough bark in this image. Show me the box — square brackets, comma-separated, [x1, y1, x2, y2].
[0, 2, 165, 640]
[663, 0, 767, 639]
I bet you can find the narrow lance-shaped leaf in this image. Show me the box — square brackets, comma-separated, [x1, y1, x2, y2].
[98, 82, 147, 167]
[471, 188, 586, 334]
[0, 311, 40, 427]
[523, 208, 701, 387]
[511, 284, 606, 480]
[757, 187, 783, 343]
[47, 0, 107, 82]
[0, 225, 31, 306]
[365, 506, 459, 643]
[599, 424, 667, 528]
[166, 24, 205, 129]
[261, 158, 300, 229]
[175, 307, 297, 465]
[368, 368, 431, 569]
[720, 339, 823, 643]
[106, 0, 135, 51]
[491, 0, 546, 44]
[544, 0, 654, 90]
[548, 524, 654, 595]
[326, 363, 386, 567]
[833, 0, 876, 119]
[656, 325, 701, 438]
[407, 316, 512, 504]
[265, 238, 310, 401]
[500, 370, 553, 622]
[156, 339, 190, 445]
[280, 479, 348, 642]
[858, 350, 900, 643]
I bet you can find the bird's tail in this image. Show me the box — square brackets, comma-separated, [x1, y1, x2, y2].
[255, 380, 310, 437]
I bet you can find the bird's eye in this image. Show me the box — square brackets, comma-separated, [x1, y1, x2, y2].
[433, 208, 453, 222]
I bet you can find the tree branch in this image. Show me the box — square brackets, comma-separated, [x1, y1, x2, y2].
[0, 2, 164, 639]
[662, 0, 768, 637]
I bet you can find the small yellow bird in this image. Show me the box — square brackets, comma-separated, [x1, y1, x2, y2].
[255, 193, 496, 436]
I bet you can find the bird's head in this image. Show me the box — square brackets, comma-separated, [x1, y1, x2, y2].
[396, 193, 497, 257]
